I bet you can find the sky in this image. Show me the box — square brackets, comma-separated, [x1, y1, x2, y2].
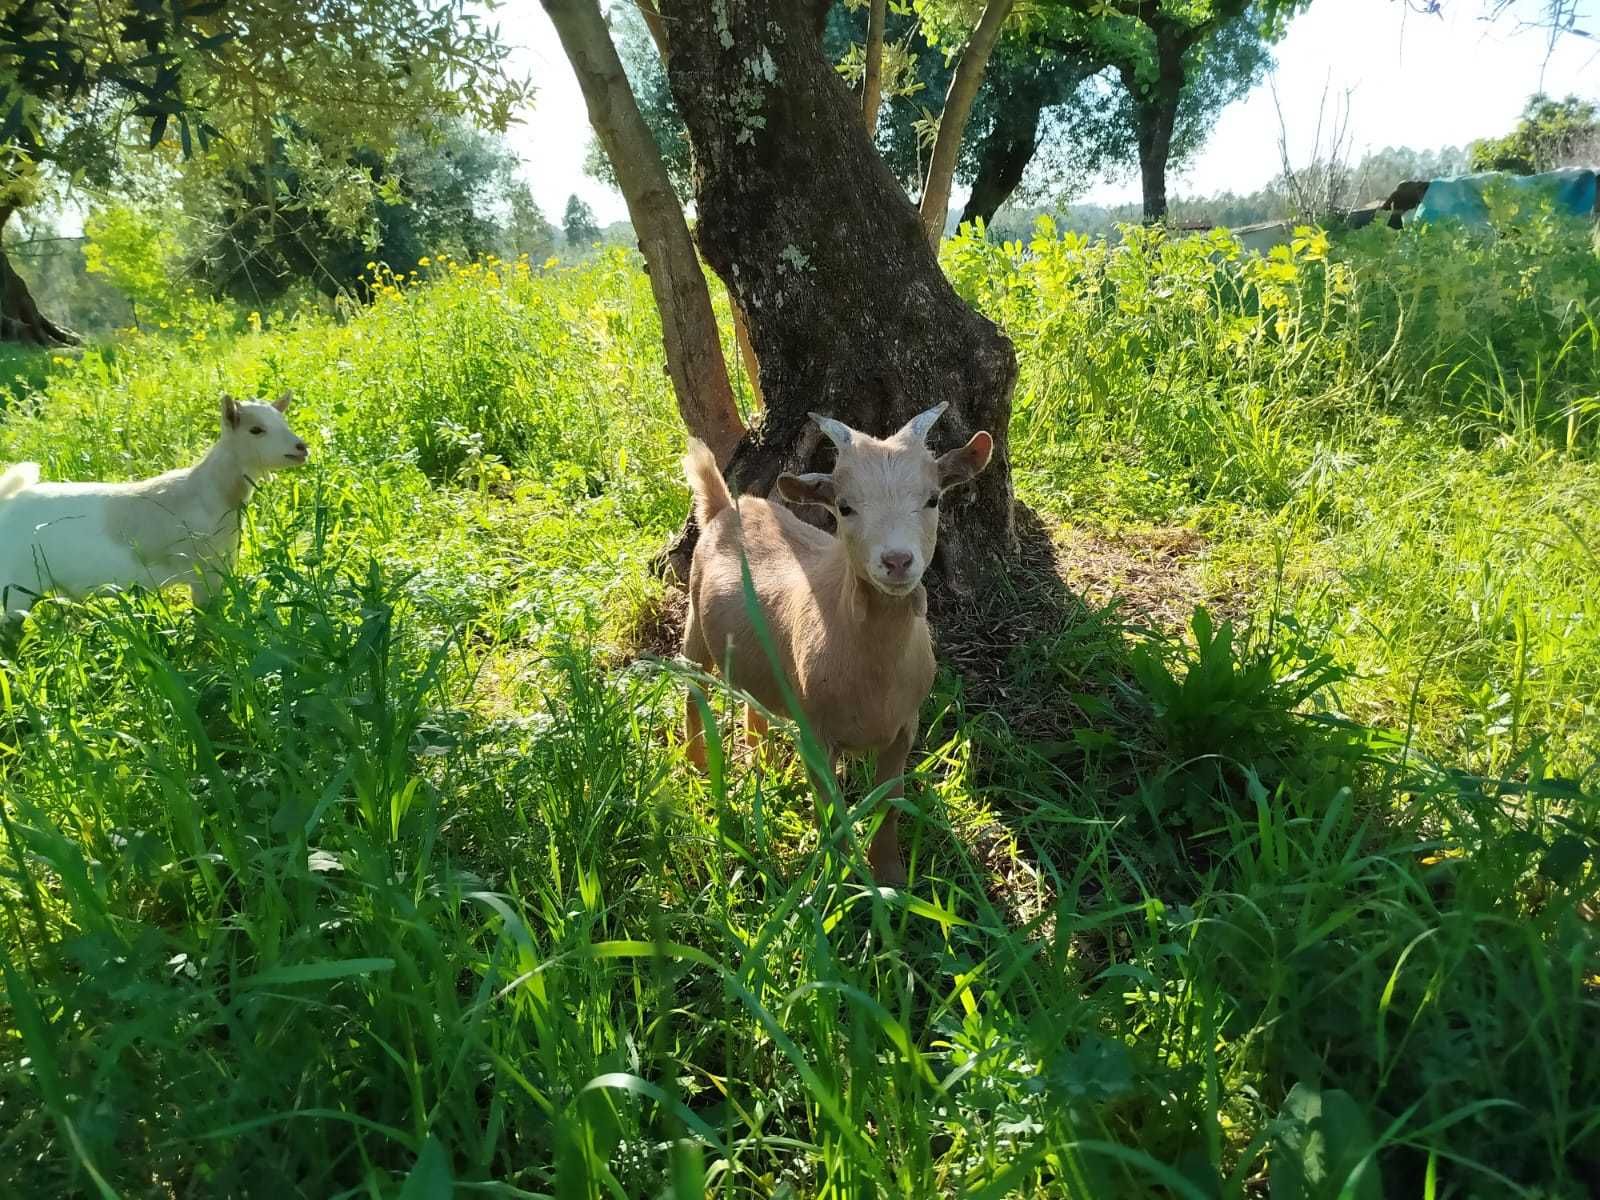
[494, 0, 1599, 226]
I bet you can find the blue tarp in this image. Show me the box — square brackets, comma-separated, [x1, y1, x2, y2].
[1411, 168, 1598, 226]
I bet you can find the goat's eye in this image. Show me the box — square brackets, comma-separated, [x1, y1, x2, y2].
[925, 495, 939, 509]
[249, 427, 265, 436]
[837, 503, 854, 517]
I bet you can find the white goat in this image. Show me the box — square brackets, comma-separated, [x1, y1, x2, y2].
[681, 403, 994, 885]
[0, 392, 308, 617]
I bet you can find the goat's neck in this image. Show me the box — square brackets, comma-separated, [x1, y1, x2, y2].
[186, 442, 256, 515]
[832, 552, 924, 632]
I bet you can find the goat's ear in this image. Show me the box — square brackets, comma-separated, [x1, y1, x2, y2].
[776, 472, 836, 508]
[221, 393, 241, 429]
[938, 431, 994, 489]
[272, 390, 293, 413]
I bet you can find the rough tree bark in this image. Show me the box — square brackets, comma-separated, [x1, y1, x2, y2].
[655, 0, 1018, 599]
[541, 0, 745, 464]
[957, 85, 1049, 229]
[0, 208, 80, 348]
[917, 0, 1015, 250]
[862, 0, 887, 139]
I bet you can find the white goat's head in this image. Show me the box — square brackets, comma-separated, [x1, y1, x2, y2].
[777, 403, 994, 597]
[220, 391, 309, 474]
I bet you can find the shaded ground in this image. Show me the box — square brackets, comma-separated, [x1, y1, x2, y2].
[1052, 522, 1247, 634]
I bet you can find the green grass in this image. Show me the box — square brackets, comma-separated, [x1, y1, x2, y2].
[0, 228, 1596, 1198]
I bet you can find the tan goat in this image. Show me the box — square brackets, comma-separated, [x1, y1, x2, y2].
[680, 403, 994, 885]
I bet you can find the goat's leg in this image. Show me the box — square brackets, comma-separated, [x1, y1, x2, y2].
[867, 724, 915, 887]
[746, 705, 783, 770]
[189, 567, 222, 609]
[745, 705, 768, 748]
[682, 602, 712, 774]
[684, 690, 710, 774]
[808, 745, 843, 855]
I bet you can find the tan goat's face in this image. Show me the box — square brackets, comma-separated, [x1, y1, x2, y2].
[778, 403, 994, 597]
[220, 391, 309, 474]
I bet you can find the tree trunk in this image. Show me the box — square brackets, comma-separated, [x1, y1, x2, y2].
[917, 0, 1015, 249]
[0, 208, 80, 348]
[957, 86, 1047, 229]
[862, 0, 887, 139]
[1123, 32, 1185, 225]
[541, 0, 745, 465]
[656, 0, 1018, 599]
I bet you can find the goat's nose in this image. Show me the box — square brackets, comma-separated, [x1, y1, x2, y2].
[294, 441, 308, 453]
[880, 550, 913, 578]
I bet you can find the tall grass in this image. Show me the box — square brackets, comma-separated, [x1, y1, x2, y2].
[946, 215, 1600, 779]
[1, 228, 1596, 1196]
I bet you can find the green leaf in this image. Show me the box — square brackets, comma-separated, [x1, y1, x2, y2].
[1271, 1083, 1381, 1200]
[398, 1135, 452, 1200]
[240, 957, 396, 989]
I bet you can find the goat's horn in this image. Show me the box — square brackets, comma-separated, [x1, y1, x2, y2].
[808, 411, 853, 449]
[899, 402, 949, 443]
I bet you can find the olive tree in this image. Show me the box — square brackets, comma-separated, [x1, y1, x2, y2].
[0, 0, 525, 344]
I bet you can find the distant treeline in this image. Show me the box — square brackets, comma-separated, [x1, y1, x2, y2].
[989, 144, 1472, 240]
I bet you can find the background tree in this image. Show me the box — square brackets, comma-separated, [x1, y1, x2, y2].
[1470, 93, 1600, 174]
[563, 194, 602, 247]
[5, 214, 132, 337]
[0, 0, 524, 344]
[861, 0, 889, 136]
[892, 0, 1305, 232]
[854, 9, 1131, 229]
[502, 185, 559, 263]
[1049, 0, 1304, 222]
[196, 120, 540, 305]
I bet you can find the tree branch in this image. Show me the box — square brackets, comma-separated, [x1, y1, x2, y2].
[918, 0, 1016, 249]
[862, 0, 887, 138]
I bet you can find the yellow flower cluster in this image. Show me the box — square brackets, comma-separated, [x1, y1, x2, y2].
[358, 250, 544, 307]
